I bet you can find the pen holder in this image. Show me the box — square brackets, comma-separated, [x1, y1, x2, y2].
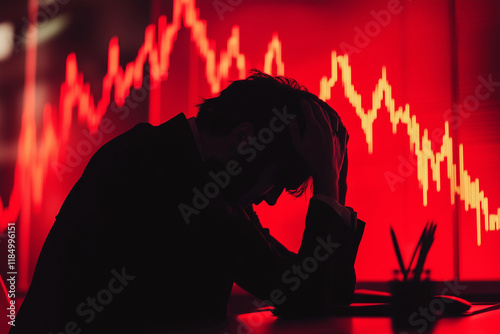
[390, 279, 435, 329]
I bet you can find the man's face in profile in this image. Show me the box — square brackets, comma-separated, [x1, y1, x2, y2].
[236, 161, 285, 207]
[206, 153, 285, 208]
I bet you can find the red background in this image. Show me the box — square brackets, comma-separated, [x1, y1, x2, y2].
[0, 0, 499, 292]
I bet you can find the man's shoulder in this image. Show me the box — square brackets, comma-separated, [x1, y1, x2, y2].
[118, 112, 188, 142]
[93, 113, 188, 155]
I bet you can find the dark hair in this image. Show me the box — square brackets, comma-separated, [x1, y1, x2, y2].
[196, 69, 309, 135]
[196, 69, 344, 197]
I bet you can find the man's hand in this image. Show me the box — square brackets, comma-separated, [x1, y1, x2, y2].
[290, 98, 346, 201]
[316, 99, 349, 205]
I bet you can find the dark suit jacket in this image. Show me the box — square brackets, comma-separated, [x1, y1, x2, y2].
[11, 113, 365, 333]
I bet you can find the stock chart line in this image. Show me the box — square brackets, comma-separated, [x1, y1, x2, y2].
[0, 0, 286, 290]
[319, 51, 500, 246]
[0, 0, 498, 289]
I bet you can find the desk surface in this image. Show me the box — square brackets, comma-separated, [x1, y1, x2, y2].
[153, 304, 500, 334]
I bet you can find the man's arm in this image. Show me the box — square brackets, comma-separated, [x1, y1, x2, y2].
[231, 197, 364, 316]
[232, 98, 364, 313]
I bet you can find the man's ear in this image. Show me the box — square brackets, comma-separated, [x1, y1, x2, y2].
[229, 122, 254, 149]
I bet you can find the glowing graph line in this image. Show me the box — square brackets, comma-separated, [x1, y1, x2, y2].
[0, 0, 287, 224]
[0, 0, 499, 289]
[1, 0, 286, 289]
[10, 0, 40, 292]
[319, 51, 500, 246]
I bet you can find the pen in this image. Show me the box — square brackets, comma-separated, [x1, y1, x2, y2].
[413, 221, 436, 281]
[390, 226, 407, 280]
[406, 221, 429, 278]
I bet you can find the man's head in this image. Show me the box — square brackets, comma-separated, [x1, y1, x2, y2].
[196, 70, 348, 208]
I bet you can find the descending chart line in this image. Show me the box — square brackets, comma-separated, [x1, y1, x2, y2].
[319, 51, 500, 246]
[0, 0, 498, 290]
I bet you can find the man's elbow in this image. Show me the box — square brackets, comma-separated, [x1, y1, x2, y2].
[330, 267, 356, 305]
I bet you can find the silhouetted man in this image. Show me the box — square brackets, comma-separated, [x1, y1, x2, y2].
[12, 70, 365, 333]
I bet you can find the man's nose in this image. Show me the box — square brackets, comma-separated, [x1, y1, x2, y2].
[264, 187, 283, 206]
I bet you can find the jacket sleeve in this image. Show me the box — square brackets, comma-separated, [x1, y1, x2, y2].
[231, 199, 365, 316]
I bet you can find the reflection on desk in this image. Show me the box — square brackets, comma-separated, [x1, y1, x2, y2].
[147, 303, 500, 334]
